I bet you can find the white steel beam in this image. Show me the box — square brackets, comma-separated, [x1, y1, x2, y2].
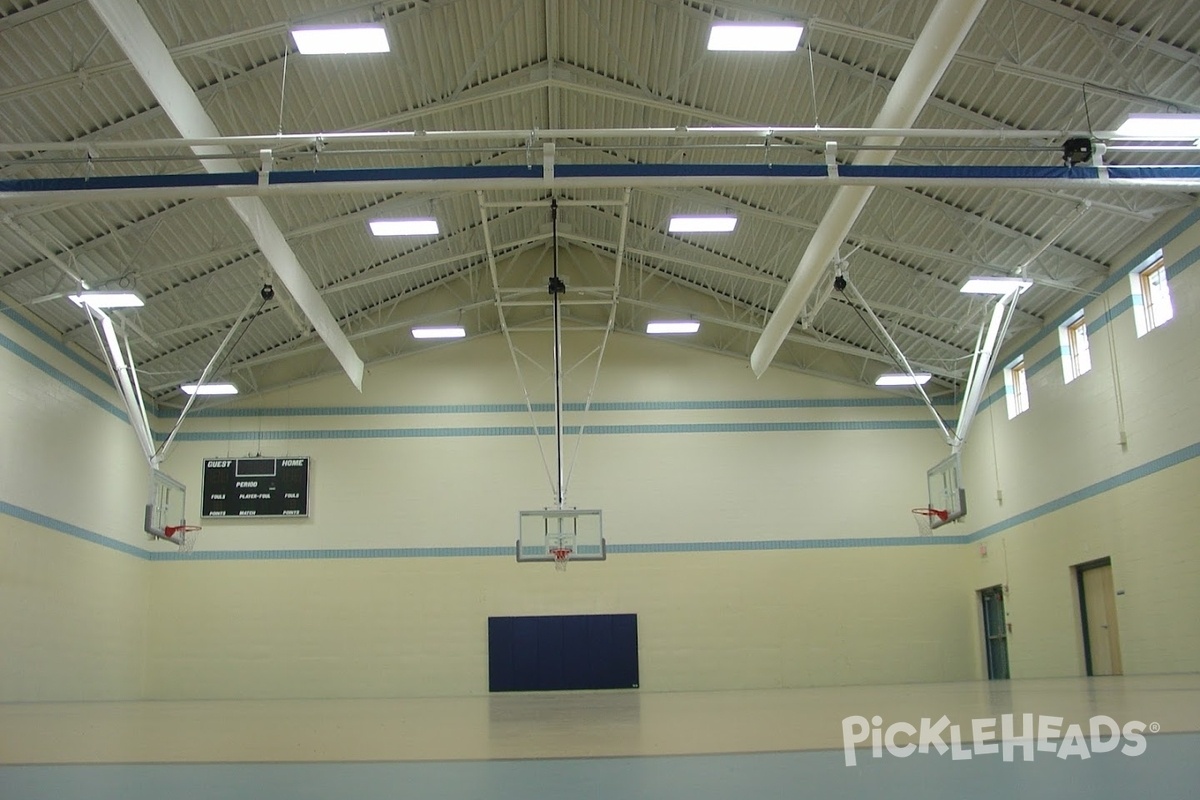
[750, 0, 988, 377]
[86, 0, 365, 390]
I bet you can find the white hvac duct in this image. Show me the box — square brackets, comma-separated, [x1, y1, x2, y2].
[750, 0, 989, 377]
[87, 0, 365, 391]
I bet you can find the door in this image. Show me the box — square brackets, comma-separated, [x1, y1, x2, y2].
[1077, 560, 1123, 676]
[980, 585, 1010, 680]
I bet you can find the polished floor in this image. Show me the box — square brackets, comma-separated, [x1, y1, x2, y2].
[2, 674, 1198, 765]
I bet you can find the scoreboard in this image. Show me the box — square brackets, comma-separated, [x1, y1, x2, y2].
[201, 457, 310, 518]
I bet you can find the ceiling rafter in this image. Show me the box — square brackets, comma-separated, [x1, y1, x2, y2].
[2, 74, 545, 286]
[138, 223, 551, 381]
[1, 0, 1193, 405]
[0, 1, 432, 105]
[548, 63, 1120, 276]
[88, 0, 365, 388]
[634, 185, 1049, 327]
[564, 226, 960, 376]
[123, 217, 529, 365]
[1013, 0, 1200, 67]
[682, 0, 1200, 110]
[617, 254, 954, 376]
[218, 225, 951, 397]
[0, 0, 83, 33]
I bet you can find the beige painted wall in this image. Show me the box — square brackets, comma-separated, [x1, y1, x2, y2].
[958, 204, 1200, 680]
[160, 332, 949, 551]
[145, 545, 974, 699]
[0, 308, 150, 701]
[146, 329, 969, 697]
[3, 206, 1200, 703]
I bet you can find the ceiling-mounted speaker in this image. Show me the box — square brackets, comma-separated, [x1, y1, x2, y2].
[1062, 137, 1093, 166]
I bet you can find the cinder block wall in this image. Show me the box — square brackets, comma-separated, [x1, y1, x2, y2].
[959, 206, 1200, 679]
[4, 207, 1200, 701]
[151, 332, 968, 698]
[0, 307, 150, 701]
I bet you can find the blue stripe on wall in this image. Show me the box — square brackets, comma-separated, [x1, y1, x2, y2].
[1087, 295, 1133, 336]
[966, 441, 1200, 543]
[1027, 348, 1061, 379]
[1006, 208, 1200, 360]
[178, 395, 955, 419]
[148, 546, 515, 562]
[6, 441, 1199, 562]
[975, 237, 1200, 415]
[0, 305, 111, 385]
[160, 419, 943, 442]
[0, 330, 126, 421]
[0, 500, 148, 559]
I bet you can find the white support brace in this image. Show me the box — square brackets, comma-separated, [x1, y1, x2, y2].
[750, 0, 989, 377]
[87, 0, 365, 391]
[951, 291, 1020, 454]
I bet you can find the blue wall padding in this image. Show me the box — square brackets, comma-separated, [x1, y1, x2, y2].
[488, 614, 639, 692]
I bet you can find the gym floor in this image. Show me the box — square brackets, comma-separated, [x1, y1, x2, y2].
[2, 674, 1198, 798]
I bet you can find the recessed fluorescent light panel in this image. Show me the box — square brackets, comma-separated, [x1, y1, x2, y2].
[1114, 113, 1200, 140]
[668, 215, 738, 233]
[707, 23, 804, 51]
[369, 218, 440, 236]
[875, 373, 932, 387]
[960, 277, 1033, 295]
[646, 320, 700, 335]
[181, 382, 238, 396]
[412, 326, 466, 339]
[68, 290, 145, 309]
[291, 24, 390, 55]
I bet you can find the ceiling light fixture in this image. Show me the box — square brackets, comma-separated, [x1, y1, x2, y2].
[646, 320, 700, 334]
[369, 218, 440, 236]
[68, 289, 145, 309]
[707, 22, 805, 52]
[668, 215, 737, 233]
[875, 373, 932, 387]
[291, 24, 390, 55]
[180, 382, 238, 396]
[412, 326, 466, 339]
[960, 277, 1033, 295]
[1113, 113, 1200, 140]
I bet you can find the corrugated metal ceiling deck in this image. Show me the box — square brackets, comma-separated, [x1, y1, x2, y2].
[0, 0, 1197, 406]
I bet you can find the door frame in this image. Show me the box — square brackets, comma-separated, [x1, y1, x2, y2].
[978, 584, 1009, 680]
[1074, 556, 1116, 676]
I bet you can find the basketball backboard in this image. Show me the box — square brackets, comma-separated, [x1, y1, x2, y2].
[517, 509, 605, 564]
[926, 453, 967, 529]
[144, 468, 195, 547]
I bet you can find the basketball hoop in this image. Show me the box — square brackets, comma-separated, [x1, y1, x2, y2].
[911, 507, 949, 536]
[551, 548, 571, 572]
[164, 524, 202, 553]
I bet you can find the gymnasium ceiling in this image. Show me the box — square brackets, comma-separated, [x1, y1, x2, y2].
[1, 0, 1198, 407]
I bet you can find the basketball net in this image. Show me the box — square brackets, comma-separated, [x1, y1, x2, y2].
[551, 548, 571, 572]
[165, 524, 202, 553]
[911, 507, 948, 536]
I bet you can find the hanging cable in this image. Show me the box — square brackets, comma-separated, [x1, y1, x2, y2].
[837, 275, 954, 443]
[277, 43, 290, 136]
[156, 287, 272, 462]
[806, 37, 820, 127]
[206, 289, 271, 383]
[548, 199, 566, 509]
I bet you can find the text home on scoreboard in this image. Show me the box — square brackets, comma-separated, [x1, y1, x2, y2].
[202, 457, 310, 518]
